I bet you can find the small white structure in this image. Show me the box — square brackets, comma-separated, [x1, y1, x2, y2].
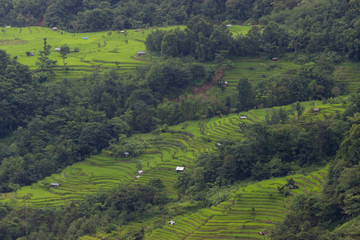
[135, 175, 141, 179]
[226, 24, 232, 27]
[138, 170, 144, 175]
[120, 30, 125, 33]
[54, 48, 61, 52]
[176, 166, 185, 172]
[137, 51, 146, 56]
[52, 27, 58, 31]
[168, 220, 175, 225]
[124, 152, 129, 157]
[6, 26, 11, 29]
[239, 115, 247, 119]
[216, 143, 222, 148]
[50, 183, 59, 188]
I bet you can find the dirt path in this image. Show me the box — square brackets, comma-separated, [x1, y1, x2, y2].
[193, 68, 225, 97]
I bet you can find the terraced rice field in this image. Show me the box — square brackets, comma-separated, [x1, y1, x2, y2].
[222, 58, 301, 91]
[145, 167, 327, 240]
[334, 62, 360, 92]
[1, 155, 137, 207]
[0, 100, 344, 207]
[222, 57, 360, 96]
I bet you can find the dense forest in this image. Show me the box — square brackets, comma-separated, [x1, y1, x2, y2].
[1, 0, 360, 239]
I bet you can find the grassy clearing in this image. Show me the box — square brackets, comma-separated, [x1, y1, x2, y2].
[0, 26, 179, 80]
[0, 25, 250, 81]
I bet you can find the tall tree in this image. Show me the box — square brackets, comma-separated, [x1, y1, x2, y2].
[36, 38, 57, 81]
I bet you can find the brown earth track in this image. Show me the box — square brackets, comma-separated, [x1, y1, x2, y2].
[193, 68, 225, 97]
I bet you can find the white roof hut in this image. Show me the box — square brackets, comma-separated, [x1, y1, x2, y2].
[50, 183, 59, 188]
[176, 166, 185, 172]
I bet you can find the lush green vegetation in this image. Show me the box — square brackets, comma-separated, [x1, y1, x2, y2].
[2, 0, 360, 239]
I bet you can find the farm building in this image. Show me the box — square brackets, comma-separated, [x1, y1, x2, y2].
[137, 51, 146, 56]
[272, 57, 280, 61]
[6, 26, 11, 28]
[176, 166, 185, 172]
[168, 220, 175, 225]
[83, 37, 89, 40]
[138, 170, 144, 175]
[226, 24, 232, 27]
[50, 183, 59, 188]
[54, 48, 61, 52]
[124, 152, 129, 157]
[120, 30, 125, 33]
[239, 115, 247, 119]
[26, 52, 35, 56]
[216, 143, 222, 148]
[52, 27, 58, 31]
[313, 108, 320, 113]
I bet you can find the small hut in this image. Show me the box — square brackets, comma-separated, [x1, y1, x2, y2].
[50, 183, 59, 188]
[124, 152, 129, 158]
[6, 26, 11, 29]
[138, 170, 144, 175]
[137, 51, 146, 56]
[51, 27, 58, 31]
[120, 30, 125, 33]
[83, 37, 89, 40]
[226, 24, 232, 27]
[313, 108, 320, 113]
[176, 166, 185, 172]
[168, 220, 175, 225]
[239, 115, 247, 119]
[54, 48, 61, 52]
[216, 143, 222, 148]
[272, 57, 280, 61]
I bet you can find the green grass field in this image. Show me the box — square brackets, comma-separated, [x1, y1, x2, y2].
[0, 26, 184, 80]
[0, 25, 251, 81]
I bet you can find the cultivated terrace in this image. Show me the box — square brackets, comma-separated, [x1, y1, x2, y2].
[0, 0, 360, 239]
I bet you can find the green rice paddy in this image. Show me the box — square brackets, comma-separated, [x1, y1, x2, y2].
[0, 25, 355, 239]
[145, 167, 327, 240]
[0, 100, 344, 209]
